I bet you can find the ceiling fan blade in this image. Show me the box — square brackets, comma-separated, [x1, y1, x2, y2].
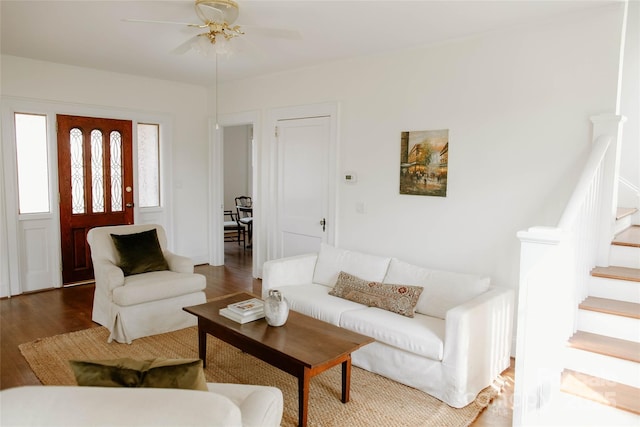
[122, 18, 202, 27]
[241, 26, 302, 40]
[171, 35, 201, 55]
[226, 35, 268, 60]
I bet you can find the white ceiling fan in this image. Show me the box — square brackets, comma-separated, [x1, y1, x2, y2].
[124, 0, 300, 55]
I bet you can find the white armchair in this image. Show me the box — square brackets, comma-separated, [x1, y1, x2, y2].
[87, 224, 206, 344]
[0, 383, 284, 427]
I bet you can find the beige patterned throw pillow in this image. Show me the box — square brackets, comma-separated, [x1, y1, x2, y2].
[329, 271, 423, 317]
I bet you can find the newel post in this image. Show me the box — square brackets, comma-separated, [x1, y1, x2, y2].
[590, 114, 626, 266]
[513, 227, 566, 426]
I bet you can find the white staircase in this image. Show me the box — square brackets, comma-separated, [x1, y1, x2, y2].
[560, 208, 640, 422]
[513, 115, 636, 426]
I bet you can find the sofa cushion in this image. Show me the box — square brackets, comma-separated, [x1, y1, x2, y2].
[383, 258, 490, 319]
[276, 284, 367, 326]
[110, 229, 169, 276]
[312, 243, 391, 287]
[112, 271, 206, 306]
[340, 308, 445, 360]
[329, 271, 423, 317]
[69, 358, 208, 390]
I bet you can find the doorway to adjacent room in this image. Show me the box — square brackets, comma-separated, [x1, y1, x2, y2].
[223, 124, 253, 259]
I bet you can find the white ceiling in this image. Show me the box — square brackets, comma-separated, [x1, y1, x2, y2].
[1, 0, 615, 86]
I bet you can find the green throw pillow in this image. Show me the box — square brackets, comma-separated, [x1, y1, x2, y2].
[68, 358, 208, 391]
[110, 229, 169, 276]
[329, 271, 424, 318]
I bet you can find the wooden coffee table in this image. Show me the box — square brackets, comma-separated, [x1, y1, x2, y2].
[184, 292, 374, 427]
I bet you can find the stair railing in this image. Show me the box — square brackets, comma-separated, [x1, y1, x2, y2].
[618, 175, 640, 208]
[512, 114, 626, 425]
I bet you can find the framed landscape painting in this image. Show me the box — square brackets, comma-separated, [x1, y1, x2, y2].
[400, 129, 448, 197]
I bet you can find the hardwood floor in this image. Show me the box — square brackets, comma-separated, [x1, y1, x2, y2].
[0, 242, 514, 425]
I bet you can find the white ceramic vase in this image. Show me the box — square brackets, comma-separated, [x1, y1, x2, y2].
[264, 290, 289, 327]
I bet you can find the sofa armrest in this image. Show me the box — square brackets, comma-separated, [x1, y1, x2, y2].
[164, 251, 194, 273]
[262, 253, 318, 299]
[207, 383, 283, 427]
[441, 286, 514, 404]
[93, 260, 125, 292]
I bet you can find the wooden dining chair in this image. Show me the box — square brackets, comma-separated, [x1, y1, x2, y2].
[235, 196, 253, 249]
[223, 210, 245, 246]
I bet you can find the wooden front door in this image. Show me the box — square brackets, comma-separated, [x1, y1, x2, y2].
[57, 115, 134, 284]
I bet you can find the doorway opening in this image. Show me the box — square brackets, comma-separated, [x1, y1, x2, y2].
[223, 124, 253, 262]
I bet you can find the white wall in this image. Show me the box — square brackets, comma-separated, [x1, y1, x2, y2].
[218, 3, 625, 297]
[223, 124, 252, 211]
[619, 0, 640, 206]
[0, 55, 211, 263]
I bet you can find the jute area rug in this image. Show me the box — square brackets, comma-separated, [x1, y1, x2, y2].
[19, 326, 500, 427]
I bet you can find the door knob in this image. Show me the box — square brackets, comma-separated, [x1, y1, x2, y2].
[126, 203, 134, 208]
[320, 218, 326, 232]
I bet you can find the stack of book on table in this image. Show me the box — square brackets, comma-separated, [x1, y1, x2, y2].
[219, 298, 265, 324]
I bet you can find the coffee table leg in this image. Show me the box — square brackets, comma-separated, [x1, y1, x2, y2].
[342, 356, 351, 403]
[198, 327, 207, 368]
[298, 368, 310, 427]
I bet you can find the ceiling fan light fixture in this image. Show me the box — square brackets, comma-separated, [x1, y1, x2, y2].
[195, 0, 239, 24]
[192, 35, 218, 56]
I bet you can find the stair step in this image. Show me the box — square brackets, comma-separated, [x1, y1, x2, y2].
[613, 225, 640, 248]
[568, 331, 640, 363]
[561, 369, 640, 415]
[589, 270, 640, 304]
[578, 309, 640, 342]
[616, 207, 638, 221]
[615, 208, 637, 235]
[564, 345, 640, 388]
[592, 266, 640, 282]
[610, 245, 640, 269]
[541, 391, 640, 425]
[579, 296, 640, 319]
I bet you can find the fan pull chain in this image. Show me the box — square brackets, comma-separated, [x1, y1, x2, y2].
[215, 52, 219, 130]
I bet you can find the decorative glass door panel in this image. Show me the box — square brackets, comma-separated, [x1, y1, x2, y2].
[110, 131, 124, 212]
[57, 115, 133, 284]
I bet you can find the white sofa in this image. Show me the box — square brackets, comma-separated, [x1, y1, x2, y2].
[0, 383, 283, 427]
[87, 224, 207, 344]
[262, 243, 514, 408]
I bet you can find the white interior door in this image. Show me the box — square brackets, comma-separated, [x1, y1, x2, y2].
[277, 116, 331, 257]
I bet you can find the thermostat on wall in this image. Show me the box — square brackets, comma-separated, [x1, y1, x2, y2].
[344, 172, 357, 183]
